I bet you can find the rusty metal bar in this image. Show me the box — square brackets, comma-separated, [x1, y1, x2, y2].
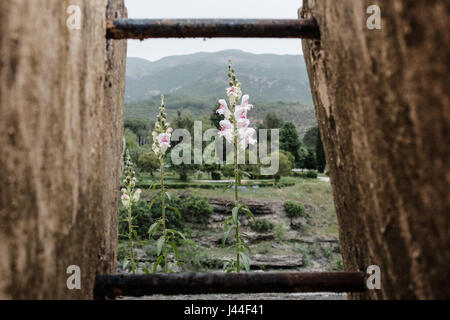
[106, 19, 320, 40]
[94, 272, 365, 299]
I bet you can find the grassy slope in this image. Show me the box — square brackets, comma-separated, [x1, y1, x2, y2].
[130, 177, 342, 272]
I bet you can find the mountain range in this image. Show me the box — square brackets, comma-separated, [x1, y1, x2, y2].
[125, 50, 312, 104]
[124, 50, 316, 135]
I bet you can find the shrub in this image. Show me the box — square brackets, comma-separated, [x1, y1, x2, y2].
[299, 246, 311, 267]
[221, 164, 235, 177]
[334, 256, 344, 271]
[178, 239, 211, 272]
[117, 241, 128, 261]
[119, 197, 183, 239]
[293, 170, 318, 179]
[137, 152, 159, 176]
[275, 152, 293, 179]
[273, 222, 287, 241]
[257, 242, 271, 254]
[150, 196, 184, 232]
[322, 246, 333, 259]
[119, 200, 153, 239]
[277, 177, 297, 187]
[211, 171, 221, 180]
[306, 170, 318, 179]
[180, 194, 213, 226]
[284, 201, 306, 225]
[251, 219, 274, 233]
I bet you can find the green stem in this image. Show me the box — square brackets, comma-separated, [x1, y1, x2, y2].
[160, 159, 168, 273]
[127, 206, 136, 274]
[233, 108, 240, 273]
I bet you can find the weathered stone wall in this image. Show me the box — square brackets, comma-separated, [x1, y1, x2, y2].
[0, 0, 127, 299]
[301, 0, 450, 299]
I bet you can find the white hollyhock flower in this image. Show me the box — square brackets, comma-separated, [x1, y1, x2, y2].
[152, 143, 160, 155]
[218, 64, 257, 152]
[235, 105, 248, 121]
[217, 99, 232, 119]
[237, 117, 250, 129]
[157, 133, 171, 154]
[121, 193, 130, 207]
[226, 86, 242, 104]
[226, 86, 240, 97]
[133, 188, 142, 202]
[238, 127, 257, 150]
[218, 119, 234, 144]
[240, 94, 253, 110]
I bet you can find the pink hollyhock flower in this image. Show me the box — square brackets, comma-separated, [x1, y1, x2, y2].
[226, 86, 242, 104]
[235, 106, 248, 121]
[234, 96, 252, 122]
[157, 133, 171, 154]
[121, 193, 130, 207]
[226, 86, 239, 97]
[217, 99, 231, 119]
[238, 127, 257, 150]
[237, 117, 250, 129]
[240, 94, 253, 110]
[218, 119, 234, 143]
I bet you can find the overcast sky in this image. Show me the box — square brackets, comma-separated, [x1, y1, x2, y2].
[125, 0, 303, 61]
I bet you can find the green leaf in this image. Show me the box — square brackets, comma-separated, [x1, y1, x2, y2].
[222, 216, 232, 227]
[242, 171, 251, 178]
[143, 262, 150, 274]
[222, 261, 230, 270]
[242, 207, 255, 221]
[168, 241, 178, 260]
[122, 259, 130, 270]
[222, 225, 233, 246]
[167, 205, 181, 218]
[156, 236, 165, 256]
[153, 255, 163, 274]
[148, 222, 160, 238]
[232, 207, 239, 224]
[165, 192, 171, 201]
[166, 229, 186, 240]
[149, 197, 157, 211]
[239, 252, 250, 272]
[222, 183, 233, 192]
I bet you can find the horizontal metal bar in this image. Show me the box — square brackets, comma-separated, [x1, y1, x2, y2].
[94, 272, 365, 299]
[106, 19, 320, 40]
